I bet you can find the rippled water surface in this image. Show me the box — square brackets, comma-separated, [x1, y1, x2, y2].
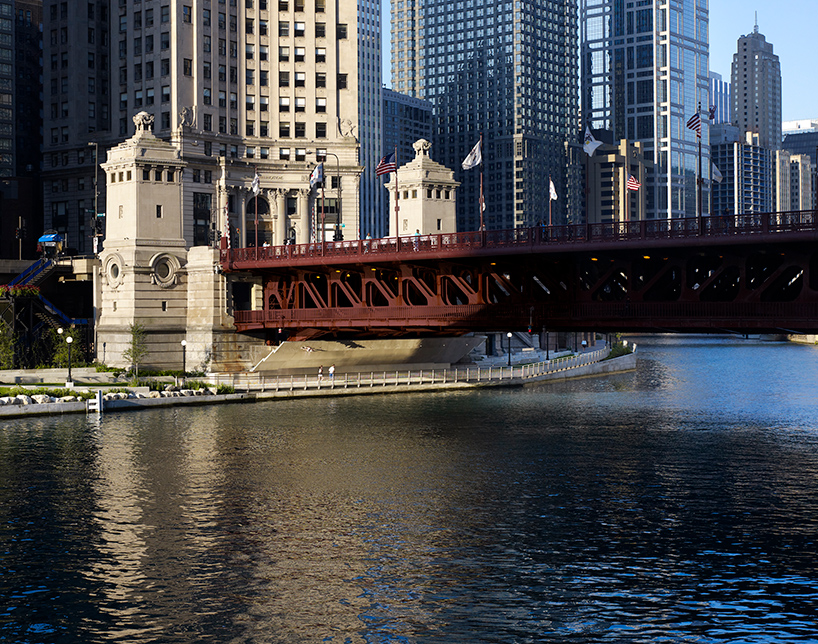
[3, 335, 818, 643]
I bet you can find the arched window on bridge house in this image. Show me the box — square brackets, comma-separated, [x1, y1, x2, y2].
[246, 196, 271, 246]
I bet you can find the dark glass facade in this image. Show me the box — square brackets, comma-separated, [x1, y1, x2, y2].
[392, 0, 580, 230]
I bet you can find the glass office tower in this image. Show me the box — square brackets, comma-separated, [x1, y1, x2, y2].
[392, 0, 580, 230]
[582, 0, 710, 218]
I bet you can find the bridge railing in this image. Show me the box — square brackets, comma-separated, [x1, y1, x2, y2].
[208, 347, 611, 392]
[220, 209, 818, 268]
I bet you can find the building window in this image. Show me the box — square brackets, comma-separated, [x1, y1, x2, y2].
[337, 24, 347, 39]
[315, 97, 326, 113]
[183, 58, 192, 75]
[279, 96, 290, 112]
[183, 5, 192, 23]
[280, 148, 290, 161]
[294, 22, 305, 37]
[294, 97, 306, 112]
[338, 74, 347, 89]
[315, 122, 326, 138]
[279, 46, 289, 61]
[295, 122, 305, 138]
[315, 47, 326, 63]
[315, 72, 326, 88]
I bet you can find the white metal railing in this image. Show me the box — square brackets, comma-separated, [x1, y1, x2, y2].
[207, 347, 616, 393]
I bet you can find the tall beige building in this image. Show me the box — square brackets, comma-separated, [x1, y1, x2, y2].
[776, 150, 813, 212]
[731, 24, 781, 151]
[43, 0, 383, 253]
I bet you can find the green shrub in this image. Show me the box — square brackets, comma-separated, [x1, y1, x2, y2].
[215, 384, 235, 395]
[603, 342, 634, 361]
[0, 385, 94, 400]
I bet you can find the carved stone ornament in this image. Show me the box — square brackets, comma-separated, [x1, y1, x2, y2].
[339, 118, 358, 139]
[133, 111, 155, 133]
[413, 139, 432, 157]
[179, 106, 195, 127]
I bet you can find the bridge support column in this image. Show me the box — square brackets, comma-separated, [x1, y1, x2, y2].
[297, 188, 310, 244]
[239, 191, 248, 248]
[274, 189, 287, 246]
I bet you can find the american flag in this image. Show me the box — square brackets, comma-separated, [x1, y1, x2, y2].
[686, 112, 701, 137]
[626, 174, 641, 191]
[375, 151, 397, 176]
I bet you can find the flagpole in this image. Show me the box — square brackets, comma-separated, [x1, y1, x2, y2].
[548, 175, 552, 228]
[697, 101, 702, 233]
[321, 171, 326, 248]
[479, 133, 484, 232]
[254, 166, 258, 259]
[625, 168, 630, 222]
[393, 146, 399, 245]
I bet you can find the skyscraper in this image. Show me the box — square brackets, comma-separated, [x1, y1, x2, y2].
[581, 0, 710, 219]
[391, 0, 579, 231]
[708, 72, 731, 125]
[731, 23, 781, 151]
[0, 0, 43, 260]
[42, 0, 381, 251]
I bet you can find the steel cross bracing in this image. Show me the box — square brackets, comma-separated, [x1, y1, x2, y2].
[220, 210, 818, 340]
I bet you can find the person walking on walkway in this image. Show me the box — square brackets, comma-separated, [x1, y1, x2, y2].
[413, 229, 420, 251]
[318, 365, 323, 384]
[329, 364, 335, 383]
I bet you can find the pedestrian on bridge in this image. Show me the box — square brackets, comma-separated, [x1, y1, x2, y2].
[318, 365, 323, 384]
[413, 229, 420, 251]
[329, 364, 336, 382]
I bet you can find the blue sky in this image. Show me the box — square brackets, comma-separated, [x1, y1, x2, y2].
[710, 2, 816, 121]
[382, 2, 816, 122]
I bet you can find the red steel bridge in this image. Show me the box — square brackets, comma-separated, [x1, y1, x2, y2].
[220, 210, 818, 341]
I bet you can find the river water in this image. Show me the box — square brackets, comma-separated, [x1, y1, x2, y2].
[2, 335, 818, 643]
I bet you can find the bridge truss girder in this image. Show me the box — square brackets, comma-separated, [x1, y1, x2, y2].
[233, 239, 818, 340]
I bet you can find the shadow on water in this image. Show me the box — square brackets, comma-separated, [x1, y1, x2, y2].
[2, 335, 818, 642]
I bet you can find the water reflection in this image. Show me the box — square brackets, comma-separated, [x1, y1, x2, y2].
[2, 336, 818, 642]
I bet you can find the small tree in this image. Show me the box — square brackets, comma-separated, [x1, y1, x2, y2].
[50, 326, 85, 369]
[0, 325, 14, 370]
[123, 322, 149, 378]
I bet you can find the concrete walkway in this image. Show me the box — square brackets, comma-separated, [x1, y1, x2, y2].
[1, 349, 637, 419]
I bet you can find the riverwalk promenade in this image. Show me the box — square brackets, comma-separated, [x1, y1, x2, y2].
[0, 346, 636, 419]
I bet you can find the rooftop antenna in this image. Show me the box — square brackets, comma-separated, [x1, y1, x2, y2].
[754, 11, 758, 33]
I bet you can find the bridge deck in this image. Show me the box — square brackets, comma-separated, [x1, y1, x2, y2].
[221, 211, 818, 271]
[219, 210, 818, 338]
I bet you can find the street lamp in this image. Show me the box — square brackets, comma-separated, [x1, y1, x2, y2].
[311, 151, 342, 241]
[181, 339, 187, 375]
[507, 332, 513, 367]
[65, 336, 73, 385]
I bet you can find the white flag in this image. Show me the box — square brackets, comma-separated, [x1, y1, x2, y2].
[462, 139, 482, 170]
[251, 172, 260, 195]
[549, 179, 558, 201]
[711, 162, 724, 184]
[310, 162, 324, 189]
[583, 125, 602, 157]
